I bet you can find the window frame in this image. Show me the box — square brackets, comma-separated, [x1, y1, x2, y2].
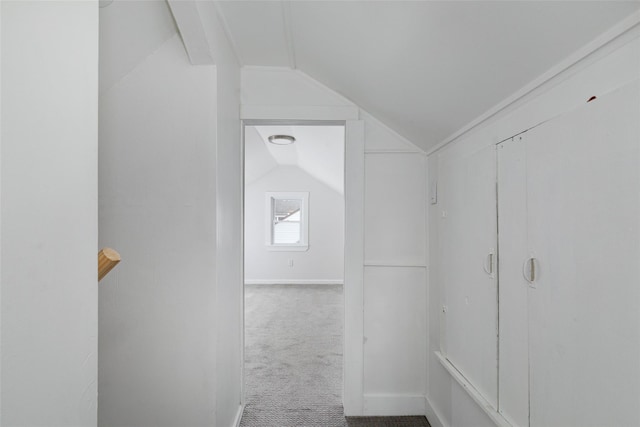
[265, 191, 309, 251]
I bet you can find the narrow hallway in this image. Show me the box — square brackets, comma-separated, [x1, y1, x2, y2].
[241, 284, 431, 427]
[241, 284, 344, 426]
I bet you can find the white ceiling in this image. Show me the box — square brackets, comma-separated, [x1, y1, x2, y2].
[245, 125, 345, 194]
[99, 0, 177, 93]
[218, 1, 640, 150]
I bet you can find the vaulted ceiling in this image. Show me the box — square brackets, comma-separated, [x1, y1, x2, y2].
[245, 125, 345, 194]
[99, 0, 177, 93]
[99, 1, 640, 151]
[217, 1, 640, 150]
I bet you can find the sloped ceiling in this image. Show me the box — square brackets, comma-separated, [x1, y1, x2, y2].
[245, 125, 345, 194]
[217, 1, 640, 150]
[99, 0, 177, 93]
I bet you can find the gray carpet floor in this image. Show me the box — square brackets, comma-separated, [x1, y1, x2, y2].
[240, 284, 430, 427]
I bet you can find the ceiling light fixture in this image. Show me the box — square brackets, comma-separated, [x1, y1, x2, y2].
[268, 135, 296, 145]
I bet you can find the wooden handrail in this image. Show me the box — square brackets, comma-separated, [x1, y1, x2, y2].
[98, 248, 121, 281]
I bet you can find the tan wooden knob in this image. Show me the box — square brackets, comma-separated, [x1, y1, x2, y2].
[98, 248, 121, 281]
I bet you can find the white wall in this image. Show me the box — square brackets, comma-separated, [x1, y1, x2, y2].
[98, 32, 218, 427]
[99, 0, 177, 94]
[242, 67, 428, 416]
[245, 166, 344, 284]
[215, 50, 242, 427]
[196, 2, 243, 425]
[1, 2, 99, 425]
[426, 24, 640, 427]
[99, 2, 243, 425]
[363, 152, 427, 414]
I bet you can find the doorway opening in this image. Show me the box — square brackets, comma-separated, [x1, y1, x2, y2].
[241, 122, 346, 426]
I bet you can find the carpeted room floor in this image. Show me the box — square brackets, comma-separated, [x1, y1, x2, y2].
[240, 284, 430, 427]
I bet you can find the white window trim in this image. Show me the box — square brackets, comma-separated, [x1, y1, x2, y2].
[265, 191, 309, 251]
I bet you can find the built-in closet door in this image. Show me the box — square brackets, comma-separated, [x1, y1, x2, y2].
[439, 144, 498, 408]
[499, 80, 640, 427]
[497, 137, 529, 427]
[525, 80, 640, 427]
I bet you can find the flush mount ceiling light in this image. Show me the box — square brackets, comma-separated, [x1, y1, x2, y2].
[268, 135, 296, 145]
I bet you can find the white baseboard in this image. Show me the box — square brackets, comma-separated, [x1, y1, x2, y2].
[362, 394, 426, 416]
[233, 404, 245, 427]
[425, 396, 447, 427]
[244, 279, 343, 285]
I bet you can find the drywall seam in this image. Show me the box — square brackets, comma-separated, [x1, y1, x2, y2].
[427, 11, 640, 156]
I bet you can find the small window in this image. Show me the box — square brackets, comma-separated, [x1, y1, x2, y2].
[265, 192, 309, 251]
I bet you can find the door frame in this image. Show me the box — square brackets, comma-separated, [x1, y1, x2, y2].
[240, 118, 365, 415]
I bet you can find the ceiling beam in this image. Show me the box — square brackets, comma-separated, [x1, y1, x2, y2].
[167, 0, 214, 65]
[211, 1, 244, 66]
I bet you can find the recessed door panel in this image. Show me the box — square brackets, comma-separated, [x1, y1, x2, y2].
[497, 137, 530, 427]
[525, 81, 640, 427]
[439, 144, 498, 408]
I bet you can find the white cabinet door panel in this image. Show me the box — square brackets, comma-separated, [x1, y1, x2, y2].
[497, 137, 530, 427]
[439, 144, 498, 408]
[526, 81, 640, 427]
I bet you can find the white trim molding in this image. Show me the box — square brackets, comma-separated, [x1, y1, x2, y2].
[167, 0, 214, 65]
[241, 105, 359, 121]
[424, 396, 447, 427]
[427, 11, 640, 156]
[343, 120, 366, 416]
[435, 352, 513, 427]
[365, 150, 425, 155]
[244, 279, 343, 285]
[364, 262, 427, 268]
[233, 404, 245, 427]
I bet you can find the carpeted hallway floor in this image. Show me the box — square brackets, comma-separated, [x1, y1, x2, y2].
[240, 284, 430, 427]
